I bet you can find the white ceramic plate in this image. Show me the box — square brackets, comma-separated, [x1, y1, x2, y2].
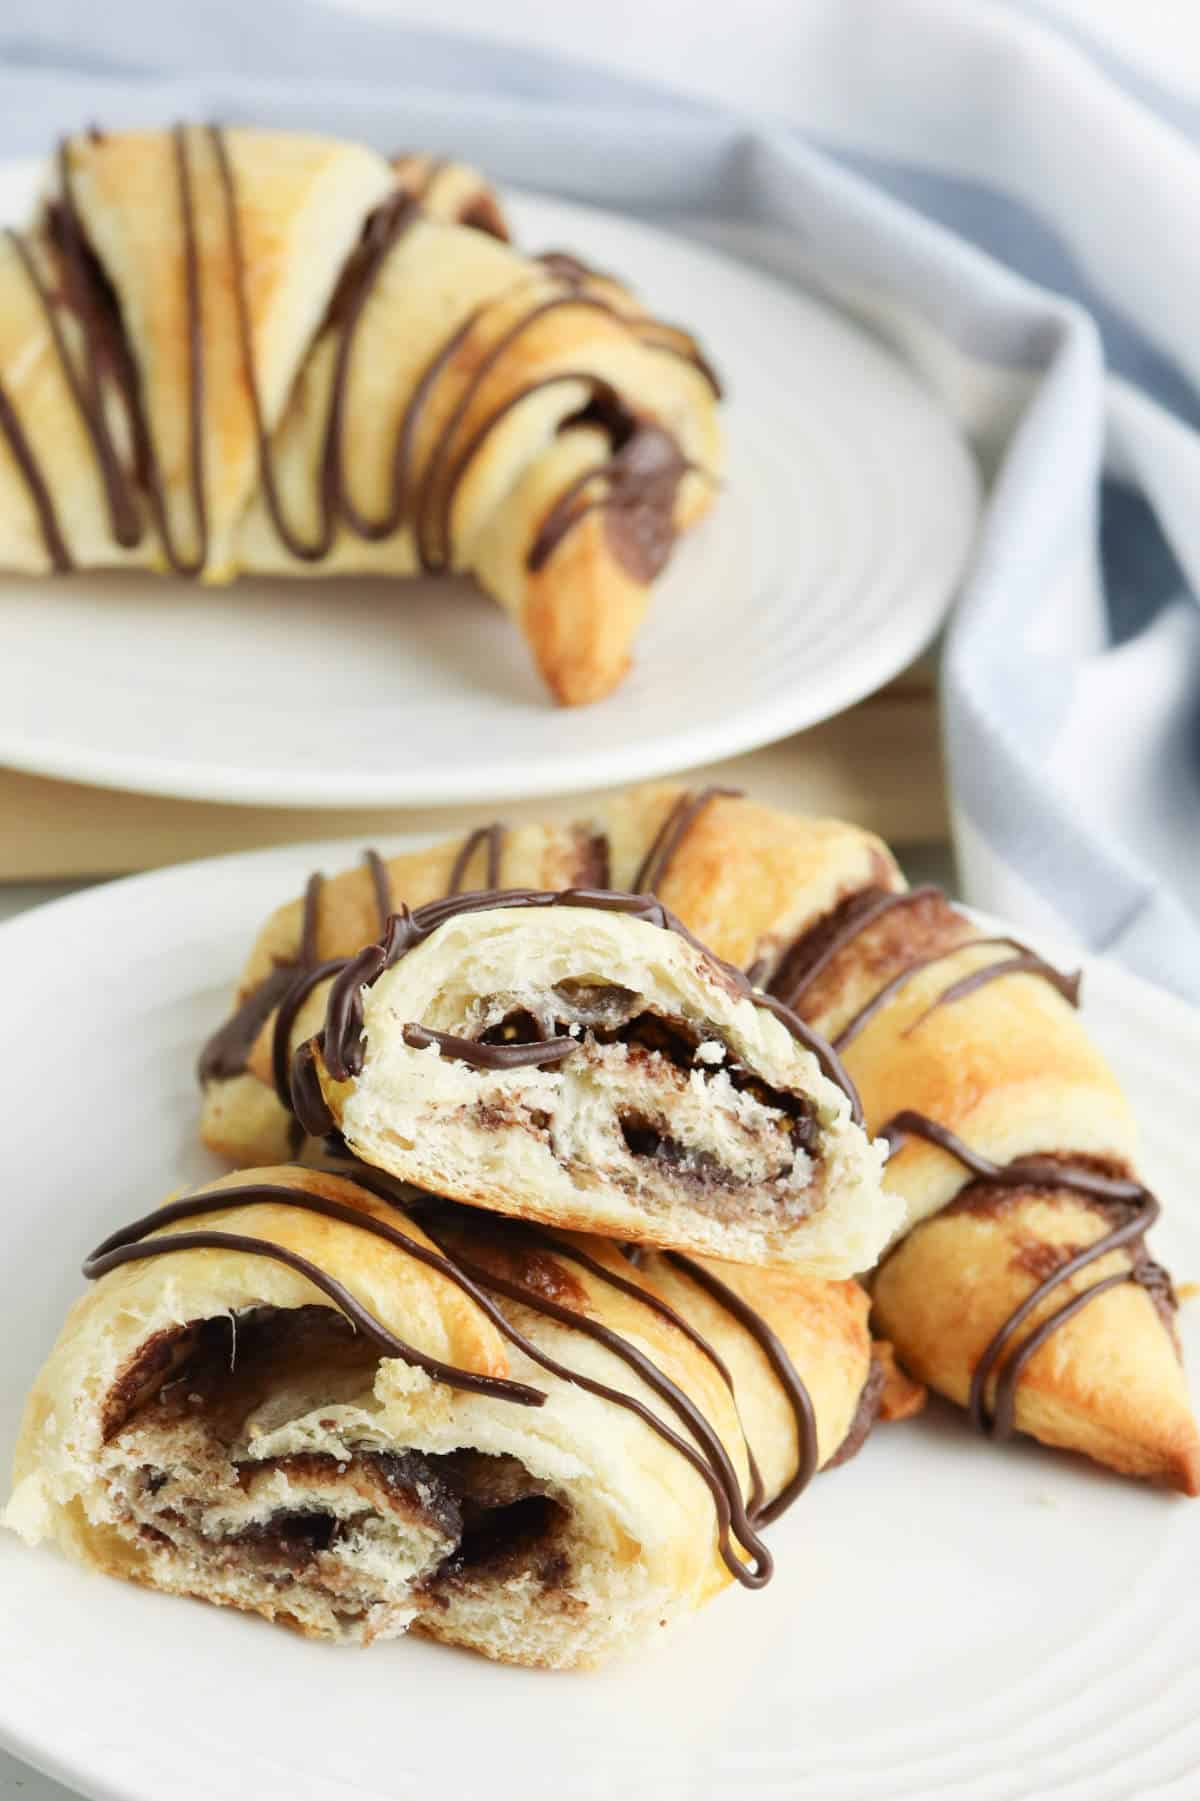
[1, 838, 1198, 1801]
[0, 161, 978, 807]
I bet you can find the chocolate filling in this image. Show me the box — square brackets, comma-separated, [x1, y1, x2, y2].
[424, 998, 820, 1182]
[104, 1307, 571, 1605]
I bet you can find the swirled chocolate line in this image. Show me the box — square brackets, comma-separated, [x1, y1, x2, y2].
[632, 785, 743, 895]
[766, 884, 1081, 1045]
[834, 937, 1081, 1053]
[198, 847, 384, 1087]
[202, 828, 513, 1093]
[81, 1173, 818, 1587]
[268, 830, 511, 1099]
[535, 249, 723, 398]
[880, 1110, 1166, 1439]
[293, 886, 862, 1126]
[1, 124, 208, 574]
[446, 822, 505, 894]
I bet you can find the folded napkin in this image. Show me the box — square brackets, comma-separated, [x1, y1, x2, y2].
[2, 0, 1198, 1000]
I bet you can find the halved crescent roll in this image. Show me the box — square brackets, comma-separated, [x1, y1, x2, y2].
[611, 784, 1199, 1491]
[5, 1165, 875, 1668]
[199, 820, 604, 1166]
[297, 891, 897, 1275]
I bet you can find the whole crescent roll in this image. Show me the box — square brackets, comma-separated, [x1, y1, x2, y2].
[5, 1165, 874, 1668]
[296, 892, 896, 1275]
[0, 123, 720, 704]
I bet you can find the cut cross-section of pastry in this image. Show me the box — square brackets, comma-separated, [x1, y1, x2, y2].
[198, 820, 606, 1166]
[611, 783, 1200, 1493]
[294, 890, 897, 1275]
[0, 123, 722, 703]
[5, 1165, 879, 1668]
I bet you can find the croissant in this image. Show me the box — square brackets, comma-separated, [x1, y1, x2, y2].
[293, 888, 896, 1274]
[193, 784, 1197, 1487]
[0, 124, 721, 703]
[5, 1164, 876, 1667]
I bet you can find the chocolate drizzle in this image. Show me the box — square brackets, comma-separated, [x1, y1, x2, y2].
[662, 1252, 818, 1522]
[632, 786, 743, 895]
[881, 1110, 1164, 1438]
[302, 886, 863, 1124]
[364, 849, 393, 932]
[901, 947, 1081, 1039]
[402, 1022, 580, 1071]
[769, 888, 939, 1011]
[1, 124, 211, 573]
[834, 937, 1082, 1052]
[84, 1183, 545, 1407]
[767, 884, 1080, 1042]
[81, 1172, 825, 1588]
[534, 249, 723, 397]
[447, 823, 505, 894]
[527, 421, 694, 584]
[199, 848, 383, 1090]
[197, 964, 302, 1085]
[8, 123, 711, 581]
[297, 871, 325, 968]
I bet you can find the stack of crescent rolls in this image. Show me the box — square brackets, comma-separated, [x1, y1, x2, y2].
[6, 781, 1195, 1672]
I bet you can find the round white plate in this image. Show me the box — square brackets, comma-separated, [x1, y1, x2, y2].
[0, 161, 978, 807]
[0, 839, 1198, 1801]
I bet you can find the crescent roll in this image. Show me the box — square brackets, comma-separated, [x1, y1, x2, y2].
[295, 892, 896, 1275]
[614, 785, 1200, 1492]
[5, 1165, 876, 1668]
[0, 123, 721, 703]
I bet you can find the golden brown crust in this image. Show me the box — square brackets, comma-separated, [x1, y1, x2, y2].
[872, 1191, 1200, 1493]
[602, 782, 902, 974]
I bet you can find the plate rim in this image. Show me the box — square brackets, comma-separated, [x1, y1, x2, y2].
[0, 168, 979, 808]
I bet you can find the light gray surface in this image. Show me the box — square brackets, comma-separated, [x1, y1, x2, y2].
[0, 844, 955, 1800]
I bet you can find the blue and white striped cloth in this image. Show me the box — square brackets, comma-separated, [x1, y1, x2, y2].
[3, 0, 1198, 1000]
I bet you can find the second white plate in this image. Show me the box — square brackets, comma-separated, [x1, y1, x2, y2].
[0, 169, 978, 806]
